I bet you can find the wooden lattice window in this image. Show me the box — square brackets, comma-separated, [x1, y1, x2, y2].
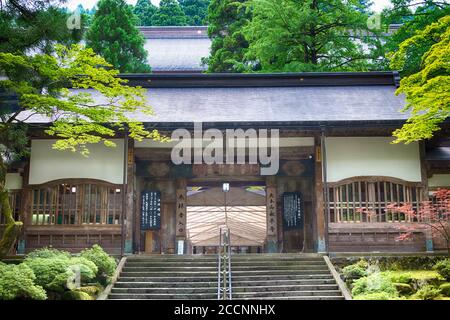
[328, 177, 424, 223]
[29, 180, 122, 226]
[0, 190, 21, 225]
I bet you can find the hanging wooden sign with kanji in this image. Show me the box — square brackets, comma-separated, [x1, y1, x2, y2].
[176, 189, 187, 237]
[266, 187, 277, 236]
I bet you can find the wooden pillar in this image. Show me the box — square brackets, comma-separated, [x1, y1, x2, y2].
[314, 135, 327, 253]
[124, 139, 134, 254]
[175, 178, 187, 254]
[266, 176, 278, 253]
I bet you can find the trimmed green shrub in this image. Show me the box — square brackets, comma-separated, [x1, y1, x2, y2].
[439, 283, 450, 297]
[434, 259, 450, 281]
[62, 290, 93, 300]
[342, 260, 368, 280]
[393, 283, 414, 295]
[411, 285, 441, 300]
[80, 245, 117, 284]
[69, 257, 98, 282]
[352, 273, 398, 297]
[353, 292, 395, 300]
[24, 257, 73, 293]
[26, 247, 71, 260]
[0, 263, 47, 300]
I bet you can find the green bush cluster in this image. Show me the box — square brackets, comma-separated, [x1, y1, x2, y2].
[351, 273, 398, 299]
[411, 285, 442, 300]
[343, 258, 450, 300]
[0, 263, 47, 300]
[80, 245, 117, 285]
[433, 259, 450, 281]
[439, 283, 450, 297]
[0, 245, 116, 300]
[342, 260, 368, 280]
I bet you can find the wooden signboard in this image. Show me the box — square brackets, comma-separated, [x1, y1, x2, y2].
[282, 192, 303, 230]
[140, 191, 161, 230]
[266, 187, 277, 236]
[176, 189, 187, 238]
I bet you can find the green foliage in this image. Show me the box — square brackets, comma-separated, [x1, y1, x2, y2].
[86, 0, 151, 73]
[152, 0, 188, 26]
[76, 285, 102, 298]
[0, 1, 84, 54]
[23, 257, 73, 292]
[393, 283, 414, 295]
[243, 0, 381, 72]
[352, 273, 398, 297]
[411, 285, 442, 300]
[23, 250, 98, 293]
[381, 1, 450, 76]
[439, 283, 450, 297]
[133, 0, 158, 26]
[342, 260, 368, 280]
[0, 44, 162, 157]
[80, 245, 117, 284]
[26, 247, 71, 260]
[385, 272, 413, 284]
[434, 259, 450, 281]
[0, 263, 47, 300]
[62, 290, 93, 300]
[353, 292, 396, 300]
[179, 0, 210, 25]
[204, 0, 252, 72]
[390, 16, 450, 143]
[69, 257, 98, 282]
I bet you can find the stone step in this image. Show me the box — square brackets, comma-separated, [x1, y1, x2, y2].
[121, 265, 329, 272]
[108, 293, 217, 300]
[111, 284, 339, 294]
[114, 278, 337, 288]
[115, 281, 219, 288]
[233, 290, 343, 298]
[124, 260, 326, 267]
[117, 274, 334, 282]
[239, 296, 345, 301]
[120, 270, 331, 277]
[111, 287, 217, 294]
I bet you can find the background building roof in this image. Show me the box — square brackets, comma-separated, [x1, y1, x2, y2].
[140, 26, 210, 73]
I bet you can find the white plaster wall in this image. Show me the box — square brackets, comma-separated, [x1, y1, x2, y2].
[5, 173, 23, 190]
[428, 174, 450, 187]
[29, 139, 124, 185]
[325, 137, 422, 182]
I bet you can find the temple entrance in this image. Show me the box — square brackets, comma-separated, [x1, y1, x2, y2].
[185, 183, 267, 254]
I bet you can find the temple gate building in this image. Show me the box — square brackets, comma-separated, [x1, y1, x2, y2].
[1, 28, 449, 256]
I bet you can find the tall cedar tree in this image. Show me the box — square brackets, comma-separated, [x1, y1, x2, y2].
[133, 0, 158, 26]
[381, 0, 450, 76]
[205, 0, 252, 72]
[243, 0, 380, 72]
[179, 0, 210, 25]
[152, 0, 188, 26]
[86, 0, 151, 73]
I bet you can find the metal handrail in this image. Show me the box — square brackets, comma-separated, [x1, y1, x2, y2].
[217, 227, 232, 300]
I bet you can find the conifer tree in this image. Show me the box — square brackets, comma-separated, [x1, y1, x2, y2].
[86, 0, 151, 73]
[152, 0, 188, 26]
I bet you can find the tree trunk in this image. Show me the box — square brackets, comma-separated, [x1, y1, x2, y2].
[0, 156, 22, 258]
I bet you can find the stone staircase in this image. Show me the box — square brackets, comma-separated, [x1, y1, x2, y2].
[106, 254, 345, 300]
